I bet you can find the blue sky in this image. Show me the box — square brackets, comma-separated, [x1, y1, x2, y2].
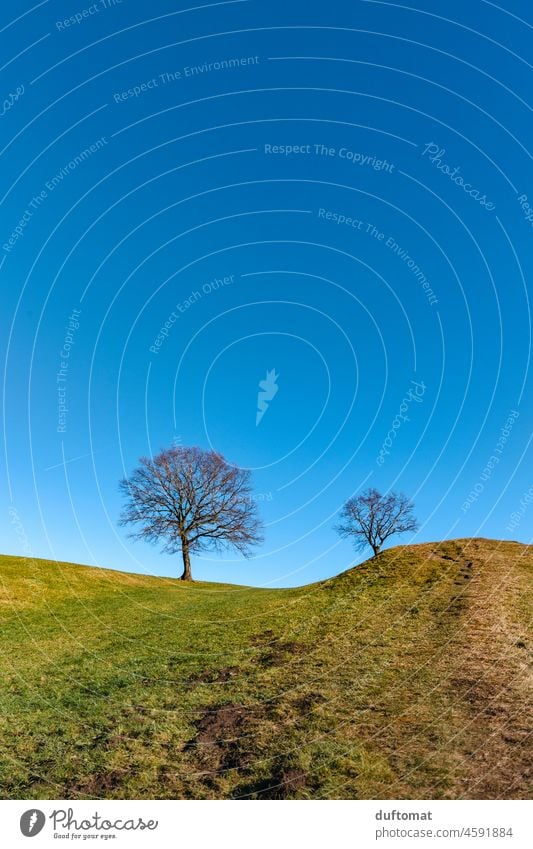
[1, 0, 532, 586]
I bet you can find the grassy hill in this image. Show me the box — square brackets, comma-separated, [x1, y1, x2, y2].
[0, 539, 531, 800]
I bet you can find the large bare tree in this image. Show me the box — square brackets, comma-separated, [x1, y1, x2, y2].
[119, 446, 263, 580]
[335, 488, 418, 557]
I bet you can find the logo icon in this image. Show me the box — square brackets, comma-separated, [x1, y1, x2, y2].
[256, 369, 279, 426]
[20, 810, 46, 837]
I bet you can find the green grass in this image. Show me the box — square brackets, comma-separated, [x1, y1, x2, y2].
[0, 539, 531, 799]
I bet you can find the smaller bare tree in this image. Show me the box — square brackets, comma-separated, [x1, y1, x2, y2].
[119, 446, 263, 580]
[335, 488, 418, 557]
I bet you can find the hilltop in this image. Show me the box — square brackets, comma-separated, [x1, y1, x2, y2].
[0, 538, 531, 799]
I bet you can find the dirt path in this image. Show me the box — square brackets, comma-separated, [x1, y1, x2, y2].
[446, 541, 532, 798]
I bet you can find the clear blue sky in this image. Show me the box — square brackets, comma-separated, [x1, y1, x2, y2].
[1, 0, 531, 586]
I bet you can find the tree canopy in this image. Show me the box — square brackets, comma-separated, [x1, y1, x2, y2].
[119, 446, 263, 580]
[335, 488, 418, 556]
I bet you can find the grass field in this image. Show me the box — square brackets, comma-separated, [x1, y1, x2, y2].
[0, 538, 531, 800]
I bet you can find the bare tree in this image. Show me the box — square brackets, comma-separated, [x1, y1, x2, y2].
[119, 446, 263, 580]
[335, 488, 418, 557]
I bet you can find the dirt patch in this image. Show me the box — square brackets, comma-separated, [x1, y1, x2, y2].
[249, 631, 309, 666]
[190, 703, 252, 746]
[187, 666, 240, 685]
[292, 691, 326, 713]
[235, 759, 312, 799]
[67, 769, 125, 797]
[254, 640, 307, 667]
[184, 702, 273, 775]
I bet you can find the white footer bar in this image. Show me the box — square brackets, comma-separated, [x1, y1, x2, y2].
[2, 799, 531, 849]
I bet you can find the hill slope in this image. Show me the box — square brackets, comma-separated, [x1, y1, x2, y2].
[0, 539, 531, 800]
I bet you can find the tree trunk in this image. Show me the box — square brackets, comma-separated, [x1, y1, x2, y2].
[372, 543, 381, 557]
[180, 540, 192, 581]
